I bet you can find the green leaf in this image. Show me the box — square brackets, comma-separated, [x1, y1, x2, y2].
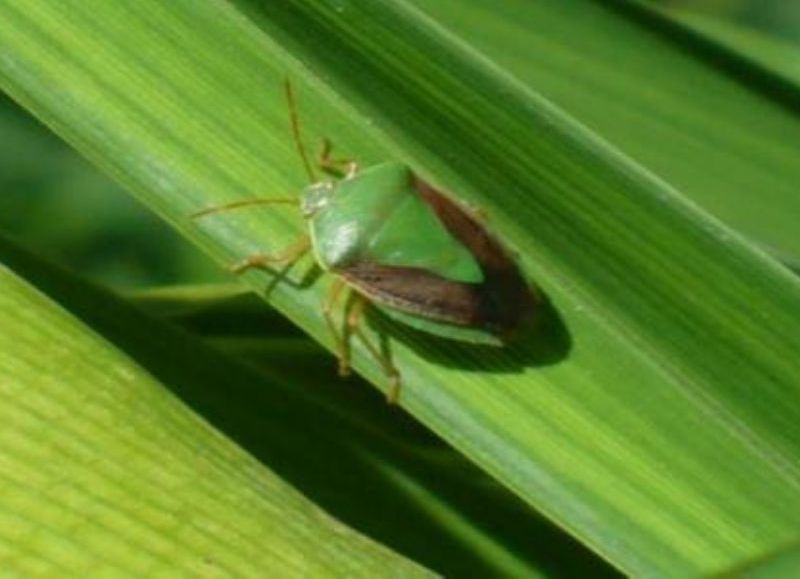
[2, 0, 800, 576]
[409, 0, 800, 262]
[641, 0, 800, 89]
[0, 245, 431, 577]
[716, 543, 800, 579]
[0, 237, 618, 577]
[132, 283, 622, 578]
[0, 91, 223, 288]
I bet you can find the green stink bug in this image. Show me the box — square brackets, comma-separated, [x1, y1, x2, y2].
[194, 81, 539, 402]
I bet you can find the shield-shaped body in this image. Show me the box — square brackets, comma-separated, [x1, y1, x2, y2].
[303, 162, 538, 345]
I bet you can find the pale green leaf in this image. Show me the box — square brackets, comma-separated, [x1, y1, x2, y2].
[0, 249, 430, 577]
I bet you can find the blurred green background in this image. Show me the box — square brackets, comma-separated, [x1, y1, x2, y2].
[0, 0, 796, 290]
[0, 91, 221, 287]
[652, 0, 800, 46]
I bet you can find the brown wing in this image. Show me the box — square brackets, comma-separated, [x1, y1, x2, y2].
[340, 176, 539, 338]
[412, 174, 513, 271]
[340, 263, 484, 327]
[411, 175, 539, 336]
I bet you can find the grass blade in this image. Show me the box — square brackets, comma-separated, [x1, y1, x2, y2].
[0, 237, 619, 577]
[408, 0, 800, 261]
[0, 244, 431, 576]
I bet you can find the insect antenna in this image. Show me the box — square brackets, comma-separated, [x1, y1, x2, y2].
[284, 78, 317, 183]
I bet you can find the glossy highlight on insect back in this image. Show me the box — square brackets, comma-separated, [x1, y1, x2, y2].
[193, 80, 540, 402]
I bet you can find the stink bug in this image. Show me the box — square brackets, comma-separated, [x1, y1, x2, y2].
[193, 81, 539, 402]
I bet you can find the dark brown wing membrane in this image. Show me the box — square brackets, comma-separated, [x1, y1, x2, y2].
[412, 175, 539, 336]
[340, 263, 484, 327]
[413, 175, 510, 270]
[338, 176, 538, 339]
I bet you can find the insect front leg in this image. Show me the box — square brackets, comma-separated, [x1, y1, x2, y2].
[346, 296, 402, 404]
[190, 197, 308, 274]
[228, 235, 311, 274]
[318, 138, 358, 179]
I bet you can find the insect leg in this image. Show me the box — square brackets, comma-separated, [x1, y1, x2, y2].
[318, 138, 359, 179]
[323, 277, 350, 377]
[347, 296, 402, 404]
[228, 235, 311, 274]
[190, 197, 298, 219]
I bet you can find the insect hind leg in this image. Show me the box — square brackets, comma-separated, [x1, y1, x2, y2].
[346, 295, 401, 404]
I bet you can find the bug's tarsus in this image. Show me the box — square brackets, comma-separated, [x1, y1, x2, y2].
[191, 197, 298, 219]
[385, 374, 401, 405]
[228, 235, 311, 274]
[285, 78, 317, 182]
